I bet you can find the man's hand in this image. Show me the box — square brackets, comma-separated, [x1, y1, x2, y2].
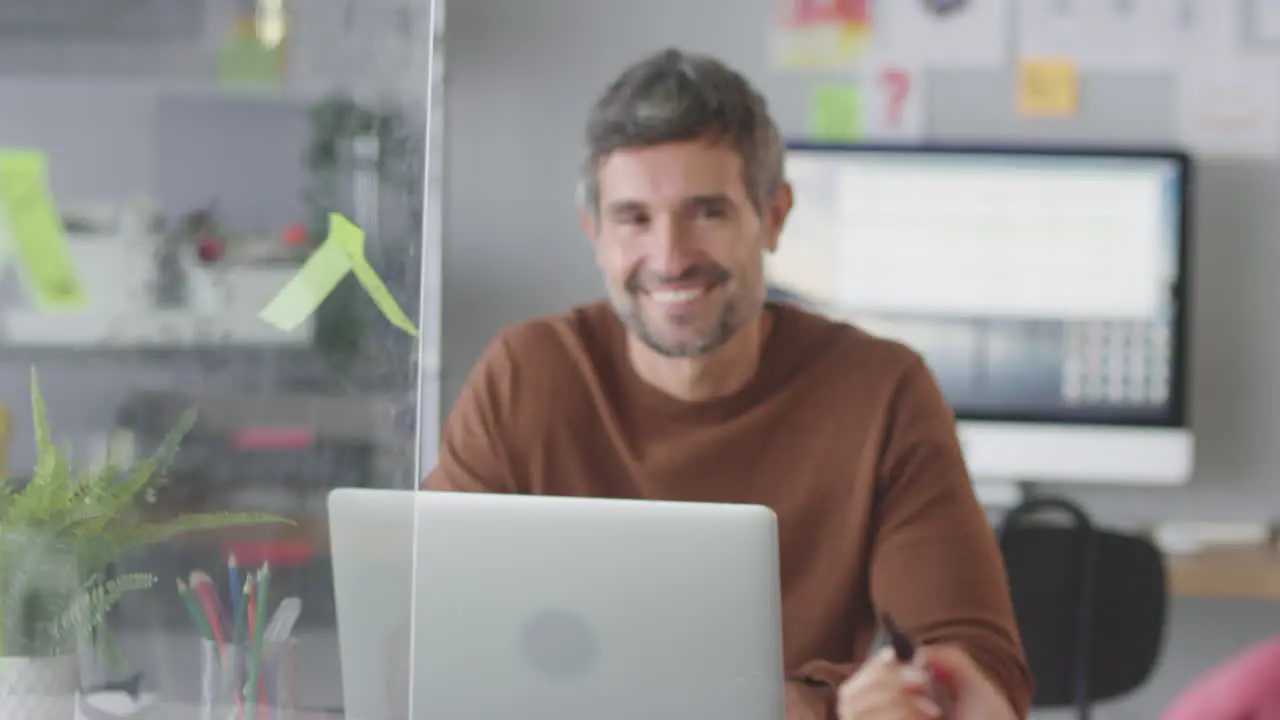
[836, 647, 942, 719]
[785, 679, 830, 720]
[917, 646, 1018, 720]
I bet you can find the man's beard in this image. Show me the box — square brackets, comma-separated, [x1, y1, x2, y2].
[607, 263, 751, 358]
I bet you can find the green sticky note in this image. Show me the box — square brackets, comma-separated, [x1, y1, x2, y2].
[219, 34, 281, 88]
[258, 235, 353, 331]
[0, 202, 12, 276]
[0, 151, 85, 309]
[330, 214, 420, 338]
[809, 85, 862, 141]
[259, 213, 419, 337]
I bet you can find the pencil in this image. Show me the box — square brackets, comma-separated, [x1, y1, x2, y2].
[232, 576, 252, 648]
[190, 572, 227, 646]
[176, 579, 215, 644]
[192, 570, 230, 639]
[228, 554, 241, 623]
[246, 564, 271, 720]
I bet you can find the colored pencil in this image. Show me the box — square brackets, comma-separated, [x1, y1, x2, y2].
[245, 574, 259, 720]
[176, 579, 215, 644]
[189, 572, 227, 646]
[192, 570, 230, 638]
[228, 554, 241, 623]
[232, 576, 252, 648]
[245, 564, 271, 720]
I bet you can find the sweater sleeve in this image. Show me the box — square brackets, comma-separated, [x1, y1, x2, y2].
[868, 353, 1033, 717]
[423, 332, 521, 493]
[787, 356, 1033, 719]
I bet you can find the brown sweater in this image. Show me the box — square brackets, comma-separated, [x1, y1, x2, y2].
[426, 301, 1032, 717]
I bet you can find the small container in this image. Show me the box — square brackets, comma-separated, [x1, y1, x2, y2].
[199, 637, 299, 720]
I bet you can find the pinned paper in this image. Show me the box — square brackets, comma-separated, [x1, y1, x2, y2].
[1017, 59, 1079, 117]
[878, 0, 1008, 69]
[1017, 0, 1178, 71]
[1176, 55, 1280, 158]
[808, 85, 862, 141]
[0, 151, 85, 309]
[1255, 0, 1280, 43]
[774, 0, 872, 70]
[259, 213, 418, 336]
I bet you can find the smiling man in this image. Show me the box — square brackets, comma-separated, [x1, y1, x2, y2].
[427, 48, 1032, 719]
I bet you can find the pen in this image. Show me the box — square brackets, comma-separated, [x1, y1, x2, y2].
[880, 614, 951, 714]
[881, 613, 916, 662]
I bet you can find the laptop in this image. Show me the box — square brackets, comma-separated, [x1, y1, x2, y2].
[328, 488, 785, 720]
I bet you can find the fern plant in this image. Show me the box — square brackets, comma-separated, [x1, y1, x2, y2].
[0, 368, 293, 658]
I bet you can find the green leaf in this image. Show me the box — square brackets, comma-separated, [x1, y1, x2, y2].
[0, 365, 292, 657]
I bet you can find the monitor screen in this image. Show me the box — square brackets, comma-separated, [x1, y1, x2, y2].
[768, 145, 1189, 427]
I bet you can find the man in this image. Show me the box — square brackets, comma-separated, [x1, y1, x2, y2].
[427, 48, 1032, 720]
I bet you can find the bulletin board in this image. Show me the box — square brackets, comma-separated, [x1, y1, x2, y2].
[773, 0, 1278, 160]
[763, 0, 1279, 509]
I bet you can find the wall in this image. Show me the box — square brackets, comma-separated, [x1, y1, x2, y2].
[440, 0, 1279, 716]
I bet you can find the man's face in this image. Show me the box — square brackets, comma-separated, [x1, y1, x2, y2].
[583, 139, 791, 358]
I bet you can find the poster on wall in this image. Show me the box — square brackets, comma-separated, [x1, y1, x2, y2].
[876, 0, 1009, 69]
[773, 0, 872, 70]
[1017, 0, 1179, 71]
[1175, 55, 1280, 159]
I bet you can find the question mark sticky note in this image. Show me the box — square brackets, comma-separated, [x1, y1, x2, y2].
[860, 63, 925, 141]
[1018, 59, 1078, 117]
[809, 84, 862, 141]
[259, 212, 418, 336]
[0, 150, 86, 310]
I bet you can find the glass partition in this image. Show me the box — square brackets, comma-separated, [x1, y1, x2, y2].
[0, 0, 439, 716]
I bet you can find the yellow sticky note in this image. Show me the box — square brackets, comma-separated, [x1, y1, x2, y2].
[0, 151, 85, 309]
[259, 213, 419, 337]
[1018, 60, 1078, 117]
[809, 84, 862, 141]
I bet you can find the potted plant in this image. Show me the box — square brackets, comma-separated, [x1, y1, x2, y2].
[0, 369, 292, 718]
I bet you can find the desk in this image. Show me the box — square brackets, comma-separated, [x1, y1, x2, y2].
[1167, 546, 1280, 600]
[81, 703, 342, 719]
[175, 516, 1280, 600]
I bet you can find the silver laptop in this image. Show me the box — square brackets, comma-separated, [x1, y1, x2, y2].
[328, 488, 784, 720]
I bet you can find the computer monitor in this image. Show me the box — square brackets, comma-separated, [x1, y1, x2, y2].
[768, 144, 1193, 485]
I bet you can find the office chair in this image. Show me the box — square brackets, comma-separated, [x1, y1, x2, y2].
[998, 496, 1167, 720]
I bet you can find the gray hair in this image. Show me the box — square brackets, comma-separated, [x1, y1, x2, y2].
[577, 48, 785, 218]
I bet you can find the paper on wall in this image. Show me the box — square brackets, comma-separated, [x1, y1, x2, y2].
[807, 85, 863, 141]
[1017, 59, 1079, 116]
[859, 62, 927, 140]
[1175, 55, 1280, 158]
[1017, 0, 1179, 71]
[1254, 0, 1280, 43]
[1176, 0, 1240, 54]
[877, 0, 1008, 69]
[773, 0, 873, 70]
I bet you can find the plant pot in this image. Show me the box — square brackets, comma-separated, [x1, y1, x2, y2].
[0, 653, 78, 720]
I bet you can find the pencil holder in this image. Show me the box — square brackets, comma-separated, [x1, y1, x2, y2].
[198, 637, 299, 720]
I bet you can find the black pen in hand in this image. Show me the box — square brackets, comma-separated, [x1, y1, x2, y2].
[881, 613, 952, 716]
